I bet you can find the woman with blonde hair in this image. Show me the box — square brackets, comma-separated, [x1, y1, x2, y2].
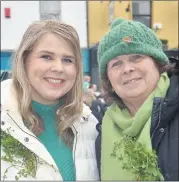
[1, 19, 99, 181]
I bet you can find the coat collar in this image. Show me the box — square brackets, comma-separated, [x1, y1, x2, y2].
[160, 74, 179, 127]
[152, 74, 179, 130]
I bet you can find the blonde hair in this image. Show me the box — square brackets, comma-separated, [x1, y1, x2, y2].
[12, 19, 83, 147]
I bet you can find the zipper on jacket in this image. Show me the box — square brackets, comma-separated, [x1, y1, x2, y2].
[7, 112, 42, 143]
[72, 125, 78, 179]
[151, 99, 163, 140]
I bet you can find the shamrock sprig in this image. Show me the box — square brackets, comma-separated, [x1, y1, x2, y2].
[1, 128, 38, 181]
[111, 135, 163, 181]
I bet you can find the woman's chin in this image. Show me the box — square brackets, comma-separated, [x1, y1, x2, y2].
[120, 89, 146, 100]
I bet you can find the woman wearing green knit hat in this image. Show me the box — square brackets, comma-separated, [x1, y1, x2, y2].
[96, 17, 179, 181]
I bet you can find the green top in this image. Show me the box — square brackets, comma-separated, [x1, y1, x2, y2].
[32, 101, 75, 181]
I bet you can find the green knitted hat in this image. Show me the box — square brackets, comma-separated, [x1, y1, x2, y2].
[97, 18, 169, 76]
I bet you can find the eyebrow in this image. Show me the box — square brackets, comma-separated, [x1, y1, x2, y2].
[112, 55, 140, 62]
[63, 55, 75, 59]
[38, 50, 75, 59]
[111, 58, 123, 63]
[129, 54, 142, 60]
[38, 51, 55, 55]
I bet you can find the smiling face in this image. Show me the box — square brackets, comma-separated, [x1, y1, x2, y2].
[25, 33, 77, 105]
[107, 54, 160, 102]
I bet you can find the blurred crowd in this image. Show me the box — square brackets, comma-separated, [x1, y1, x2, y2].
[83, 75, 108, 123]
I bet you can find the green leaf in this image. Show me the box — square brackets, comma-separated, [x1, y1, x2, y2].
[1, 128, 38, 180]
[15, 175, 19, 181]
[111, 135, 162, 180]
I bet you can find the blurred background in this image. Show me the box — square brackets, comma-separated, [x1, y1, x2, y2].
[1, 1, 178, 87]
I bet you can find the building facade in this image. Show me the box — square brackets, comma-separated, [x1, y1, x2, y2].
[88, 1, 178, 49]
[1, 1, 89, 75]
[87, 1, 178, 86]
[1, 1, 178, 83]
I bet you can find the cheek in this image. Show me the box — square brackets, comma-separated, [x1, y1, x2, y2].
[108, 71, 121, 89]
[70, 66, 77, 79]
[67, 66, 77, 85]
[25, 59, 38, 75]
[26, 63, 44, 83]
[108, 70, 115, 84]
[28, 65, 39, 77]
[145, 68, 160, 88]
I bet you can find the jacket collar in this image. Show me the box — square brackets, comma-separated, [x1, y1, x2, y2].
[161, 74, 179, 127]
[152, 74, 179, 129]
[166, 74, 179, 102]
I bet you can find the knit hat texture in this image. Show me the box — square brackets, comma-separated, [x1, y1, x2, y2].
[97, 18, 169, 76]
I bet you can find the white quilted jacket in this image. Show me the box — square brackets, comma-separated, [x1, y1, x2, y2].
[1, 79, 99, 181]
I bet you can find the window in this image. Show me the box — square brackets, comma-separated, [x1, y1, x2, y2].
[132, 1, 151, 28]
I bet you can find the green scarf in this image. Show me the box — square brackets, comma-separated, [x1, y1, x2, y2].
[101, 73, 170, 180]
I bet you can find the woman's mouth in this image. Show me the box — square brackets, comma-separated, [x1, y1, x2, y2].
[45, 78, 64, 87]
[124, 78, 142, 85]
[45, 78, 63, 84]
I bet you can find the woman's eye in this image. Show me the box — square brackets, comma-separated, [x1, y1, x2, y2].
[41, 55, 52, 60]
[132, 55, 143, 62]
[112, 61, 122, 67]
[63, 58, 73, 63]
